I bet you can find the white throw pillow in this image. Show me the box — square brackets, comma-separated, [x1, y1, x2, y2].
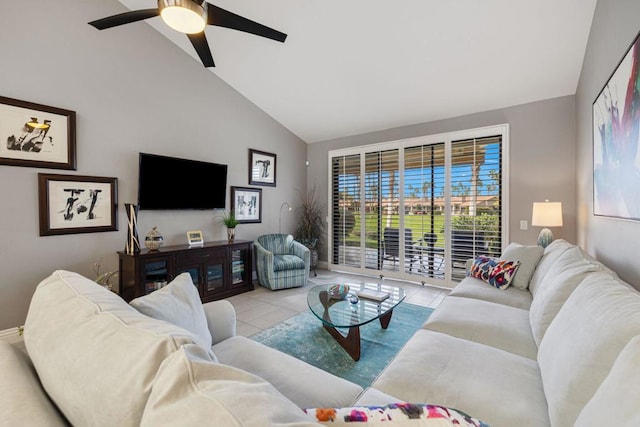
[130, 273, 213, 348]
[140, 344, 313, 426]
[499, 243, 543, 291]
[24, 270, 204, 427]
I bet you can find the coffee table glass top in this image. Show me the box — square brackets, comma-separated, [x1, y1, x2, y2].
[307, 283, 406, 329]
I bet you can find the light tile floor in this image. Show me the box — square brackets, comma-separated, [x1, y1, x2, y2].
[226, 269, 450, 337]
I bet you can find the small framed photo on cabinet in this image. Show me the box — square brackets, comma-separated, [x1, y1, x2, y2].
[187, 230, 204, 246]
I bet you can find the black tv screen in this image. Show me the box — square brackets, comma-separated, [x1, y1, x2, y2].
[138, 153, 227, 210]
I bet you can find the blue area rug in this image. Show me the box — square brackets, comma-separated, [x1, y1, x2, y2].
[250, 303, 433, 388]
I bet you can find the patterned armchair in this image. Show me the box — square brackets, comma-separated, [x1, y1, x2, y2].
[254, 234, 310, 290]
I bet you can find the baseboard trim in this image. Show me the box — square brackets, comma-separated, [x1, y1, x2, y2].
[0, 326, 23, 342]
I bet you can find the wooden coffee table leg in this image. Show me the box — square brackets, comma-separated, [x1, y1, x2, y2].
[322, 324, 361, 361]
[379, 308, 394, 329]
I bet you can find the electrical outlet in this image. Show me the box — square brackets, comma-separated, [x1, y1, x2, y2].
[520, 220, 528, 230]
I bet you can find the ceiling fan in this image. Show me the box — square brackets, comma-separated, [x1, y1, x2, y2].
[89, 0, 287, 67]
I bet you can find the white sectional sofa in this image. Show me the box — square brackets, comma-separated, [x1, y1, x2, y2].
[1, 270, 364, 426]
[364, 239, 640, 427]
[1, 239, 638, 426]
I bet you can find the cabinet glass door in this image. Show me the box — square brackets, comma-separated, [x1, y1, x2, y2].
[206, 263, 224, 292]
[143, 260, 169, 294]
[230, 248, 247, 285]
[176, 267, 200, 287]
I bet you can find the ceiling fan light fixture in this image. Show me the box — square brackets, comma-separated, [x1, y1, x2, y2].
[159, 0, 206, 34]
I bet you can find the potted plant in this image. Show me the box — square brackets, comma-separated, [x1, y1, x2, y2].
[91, 258, 118, 291]
[222, 210, 240, 242]
[295, 186, 324, 275]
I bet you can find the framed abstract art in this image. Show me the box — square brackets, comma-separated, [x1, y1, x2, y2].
[0, 96, 76, 170]
[593, 30, 640, 220]
[38, 174, 118, 236]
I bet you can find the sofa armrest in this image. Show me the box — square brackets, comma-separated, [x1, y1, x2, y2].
[202, 300, 236, 345]
[291, 240, 311, 264]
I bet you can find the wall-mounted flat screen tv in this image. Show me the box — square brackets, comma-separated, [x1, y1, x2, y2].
[138, 153, 227, 210]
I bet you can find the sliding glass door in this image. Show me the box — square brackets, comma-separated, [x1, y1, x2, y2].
[328, 125, 508, 287]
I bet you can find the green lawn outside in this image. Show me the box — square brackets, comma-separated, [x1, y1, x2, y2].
[345, 213, 445, 248]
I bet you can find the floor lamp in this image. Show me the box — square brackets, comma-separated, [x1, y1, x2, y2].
[279, 202, 292, 233]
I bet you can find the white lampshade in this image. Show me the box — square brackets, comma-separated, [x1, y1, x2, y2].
[531, 201, 562, 248]
[531, 201, 563, 227]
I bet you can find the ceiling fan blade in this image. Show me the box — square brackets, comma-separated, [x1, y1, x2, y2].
[89, 9, 160, 30]
[187, 33, 215, 67]
[206, 4, 287, 43]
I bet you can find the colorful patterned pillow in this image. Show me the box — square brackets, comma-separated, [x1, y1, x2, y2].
[304, 403, 488, 426]
[468, 256, 520, 290]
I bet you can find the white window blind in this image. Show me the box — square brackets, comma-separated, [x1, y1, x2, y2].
[331, 154, 360, 267]
[403, 143, 446, 278]
[364, 150, 399, 271]
[449, 136, 502, 279]
[328, 125, 507, 286]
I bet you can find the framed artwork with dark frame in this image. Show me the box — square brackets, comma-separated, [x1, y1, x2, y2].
[38, 173, 118, 236]
[0, 96, 76, 170]
[230, 186, 262, 223]
[593, 29, 640, 221]
[248, 149, 276, 186]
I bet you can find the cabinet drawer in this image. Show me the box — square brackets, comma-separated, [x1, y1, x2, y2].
[176, 250, 223, 265]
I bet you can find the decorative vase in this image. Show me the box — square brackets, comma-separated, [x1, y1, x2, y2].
[227, 227, 236, 243]
[125, 203, 140, 254]
[145, 226, 164, 251]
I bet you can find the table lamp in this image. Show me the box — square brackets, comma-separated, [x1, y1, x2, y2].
[531, 200, 563, 248]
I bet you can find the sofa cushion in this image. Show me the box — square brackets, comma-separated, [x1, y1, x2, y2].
[303, 403, 489, 426]
[423, 296, 537, 359]
[468, 256, 520, 289]
[213, 335, 363, 408]
[373, 329, 550, 427]
[0, 341, 68, 426]
[574, 335, 640, 426]
[499, 243, 543, 290]
[448, 276, 532, 310]
[273, 254, 306, 271]
[353, 387, 399, 406]
[528, 246, 601, 346]
[23, 270, 206, 427]
[537, 272, 640, 427]
[528, 238, 573, 297]
[130, 272, 213, 348]
[141, 344, 317, 426]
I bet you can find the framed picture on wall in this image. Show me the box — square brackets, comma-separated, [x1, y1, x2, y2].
[0, 96, 76, 170]
[248, 149, 276, 186]
[38, 173, 118, 236]
[593, 29, 640, 221]
[231, 186, 262, 223]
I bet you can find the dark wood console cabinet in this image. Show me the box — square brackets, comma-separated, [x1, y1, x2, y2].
[118, 240, 253, 303]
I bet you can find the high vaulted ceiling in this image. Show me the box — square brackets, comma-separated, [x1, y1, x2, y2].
[119, 1, 597, 143]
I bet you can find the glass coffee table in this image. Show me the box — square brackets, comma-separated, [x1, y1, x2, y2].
[307, 283, 406, 361]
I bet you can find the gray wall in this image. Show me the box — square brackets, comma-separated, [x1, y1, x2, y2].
[0, 0, 307, 329]
[576, 0, 640, 289]
[308, 96, 577, 262]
